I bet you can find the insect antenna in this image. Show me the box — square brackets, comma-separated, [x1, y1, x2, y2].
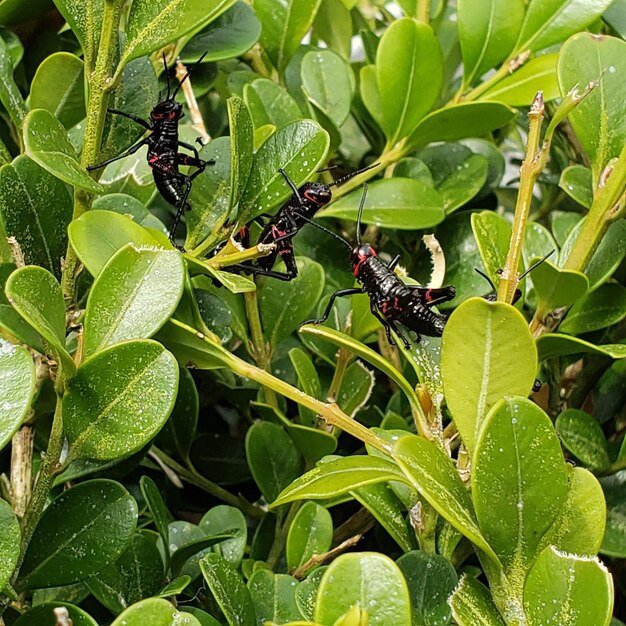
[162, 52, 171, 100]
[518, 249, 554, 282]
[298, 214, 352, 250]
[475, 268, 497, 292]
[355, 184, 368, 246]
[172, 51, 209, 97]
[316, 165, 338, 173]
[328, 163, 379, 187]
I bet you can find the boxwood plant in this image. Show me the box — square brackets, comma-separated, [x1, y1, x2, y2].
[0, 0, 624, 624]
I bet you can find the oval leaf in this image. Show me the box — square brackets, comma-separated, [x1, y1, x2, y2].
[286, 502, 333, 571]
[560, 282, 626, 334]
[111, 598, 203, 626]
[556, 409, 611, 471]
[0, 497, 20, 591]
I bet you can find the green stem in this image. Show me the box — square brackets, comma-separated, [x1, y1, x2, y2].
[61, 0, 125, 304]
[13, 394, 65, 584]
[244, 290, 278, 407]
[417, 0, 431, 23]
[199, 243, 275, 268]
[497, 93, 545, 304]
[151, 447, 265, 519]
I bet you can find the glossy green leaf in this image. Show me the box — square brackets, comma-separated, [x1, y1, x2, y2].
[248, 570, 302, 623]
[271, 455, 408, 508]
[64, 340, 179, 461]
[523, 547, 613, 626]
[449, 576, 505, 626]
[559, 164, 593, 208]
[53, 0, 102, 67]
[0, 497, 20, 591]
[377, 18, 442, 142]
[471, 211, 513, 284]
[556, 409, 610, 471]
[185, 256, 256, 293]
[111, 598, 203, 626]
[69, 210, 161, 277]
[441, 298, 537, 455]
[158, 575, 192, 597]
[289, 347, 322, 426]
[558, 33, 626, 177]
[259, 257, 324, 350]
[541, 467, 606, 555]
[600, 470, 626, 557]
[537, 333, 626, 360]
[253, 0, 322, 71]
[30, 52, 85, 129]
[472, 398, 568, 576]
[516, 0, 615, 54]
[246, 421, 303, 504]
[244, 78, 301, 130]
[23, 109, 102, 193]
[87, 532, 165, 615]
[93, 193, 166, 233]
[0, 341, 35, 451]
[5, 265, 75, 375]
[531, 259, 588, 311]
[408, 102, 516, 149]
[313, 0, 351, 59]
[140, 475, 173, 567]
[0, 37, 26, 127]
[84, 245, 184, 357]
[337, 361, 374, 418]
[239, 120, 329, 222]
[320, 178, 445, 229]
[397, 550, 458, 626]
[458, 0, 524, 85]
[392, 434, 499, 564]
[199, 505, 247, 566]
[560, 283, 626, 334]
[585, 219, 626, 291]
[13, 603, 98, 626]
[227, 96, 253, 213]
[301, 50, 353, 127]
[481, 52, 560, 105]
[119, 0, 236, 70]
[169, 532, 237, 577]
[314, 553, 411, 626]
[360, 64, 387, 134]
[0, 156, 72, 279]
[523, 221, 558, 267]
[19, 480, 138, 589]
[180, 2, 261, 63]
[286, 502, 333, 570]
[200, 553, 256, 626]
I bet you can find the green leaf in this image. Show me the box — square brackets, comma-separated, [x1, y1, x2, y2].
[259, 257, 325, 350]
[200, 553, 256, 626]
[199, 505, 247, 566]
[0, 156, 72, 279]
[559, 164, 593, 208]
[246, 422, 303, 504]
[30, 52, 85, 129]
[560, 282, 626, 334]
[0, 341, 35, 452]
[111, 598, 203, 626]
[558, 33, 626, 177]
[227, 96, 253, 213]
[86, 532, 165, 615]
[0, 37, 27, 127]
[238, 120, 330, 223]
[244, 78, 301, 130]
[541, 467, 606, 555]
[84, 245, 184, 357]
[471, 210, 513, 284]
[19, 479, 138, 589]
[584, 219, 626, 290]
[286, 502, 333, 570]
[64, 340, 179, 461]
[537, 333, 626, 360]
[481, 52, 560, 105]
[314, 553, 411, 626]
[408, 102, 516, 149]
[271, 455, 409, 508]
[397, 550, 458, 626]
[472, 398, 568, 576]
[531, 258, 589, 312]
[337, 361, 374, 418]
[600, 470, 626, 557]
[68, 210, 161, 277]
[289, 347, 322, 426]
[319, 178, 445, 229]
[5, 265, 75, 376]
[93, 193, 166, 232]
[140, 475, 173, 568]
[458, 0, 524, 85]
[556, 409, 611, 471]
[119, 0, 236, 70]
[360, 65, 387, 134]
[13, 603, 98, 626]
[377, 18, 442, 142]
[449, 576, 505, 626]
[523, 547, 613, 626]
[23, 109, 102, 193]
[392, 434, 499, 564]
[248, 570, 302, 623]
[180, 2, 261, 63]
[0, 497, 20, 591]
[157, 575, 192, 597]
[515, 0, 615, 54]
[441, 298, 537, 455]
[253, 0, 323, 71]
[52, 0, 102, 67]
[301, 50, 354, 127]
[169, 532, 237, 578]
